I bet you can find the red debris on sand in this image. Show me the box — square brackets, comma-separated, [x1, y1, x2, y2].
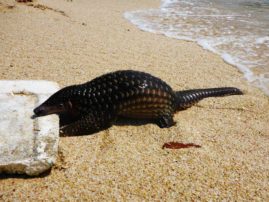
[16, 0, 33, 3]
[162, 142, 201, 149]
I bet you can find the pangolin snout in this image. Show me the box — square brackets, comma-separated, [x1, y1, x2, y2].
[33, 106, 47, 117]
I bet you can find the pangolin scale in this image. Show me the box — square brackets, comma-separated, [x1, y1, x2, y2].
[33, 70, 243, 135]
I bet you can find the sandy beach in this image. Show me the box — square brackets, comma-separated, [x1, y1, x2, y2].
[0, 0, 269, 200]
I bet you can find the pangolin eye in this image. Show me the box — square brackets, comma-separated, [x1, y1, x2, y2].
[59, 103, 64, 108]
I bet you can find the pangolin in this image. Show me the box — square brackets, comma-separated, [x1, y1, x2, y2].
[33, 70, 243, 135]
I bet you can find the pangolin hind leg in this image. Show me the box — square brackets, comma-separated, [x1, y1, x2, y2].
[61, 111, 115, 135]
[155, 113, 176, 128]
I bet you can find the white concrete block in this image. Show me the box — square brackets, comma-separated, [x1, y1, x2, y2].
[0, 80, 60, 176]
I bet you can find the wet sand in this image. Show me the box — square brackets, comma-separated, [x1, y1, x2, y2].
[0, 0, 268, 200]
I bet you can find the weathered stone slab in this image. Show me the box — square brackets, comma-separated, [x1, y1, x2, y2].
[0, 80, 59, 176]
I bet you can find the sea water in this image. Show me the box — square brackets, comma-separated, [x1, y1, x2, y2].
[124, 0, 269, 95]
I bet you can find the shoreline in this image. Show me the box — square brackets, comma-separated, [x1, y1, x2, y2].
[1, 0, 269, 200]
[124, 1, 269, 97]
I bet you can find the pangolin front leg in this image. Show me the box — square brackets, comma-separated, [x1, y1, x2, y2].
[61, 111, 115, 135]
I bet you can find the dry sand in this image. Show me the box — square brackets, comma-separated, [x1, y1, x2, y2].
[0, 0, 269, 200]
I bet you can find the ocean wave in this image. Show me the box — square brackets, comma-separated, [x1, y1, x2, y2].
[124, 0, 269, 95]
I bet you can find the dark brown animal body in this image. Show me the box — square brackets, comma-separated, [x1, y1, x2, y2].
[33, 70, 243, 135]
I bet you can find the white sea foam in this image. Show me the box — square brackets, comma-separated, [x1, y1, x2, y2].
[124, 0, 269, 95]
[256, 36, 269, 45]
